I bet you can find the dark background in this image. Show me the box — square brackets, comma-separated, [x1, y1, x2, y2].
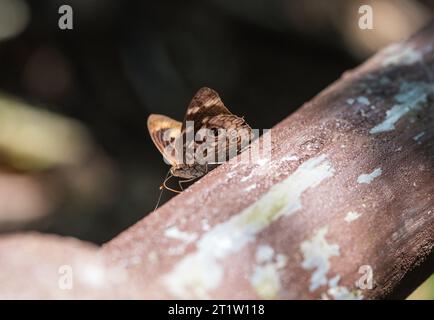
[0, 0, 433, 299]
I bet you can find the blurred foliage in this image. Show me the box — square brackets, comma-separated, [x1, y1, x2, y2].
[0, 93, 91, 171]
[408, 275, 434, 300]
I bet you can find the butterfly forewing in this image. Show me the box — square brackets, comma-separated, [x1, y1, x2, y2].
[147, 114, 182, 166]
[181, 87, 232, 133]
[181, 87, 252, 164]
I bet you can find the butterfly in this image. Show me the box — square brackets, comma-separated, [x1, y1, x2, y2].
[147, 87, 252, 192]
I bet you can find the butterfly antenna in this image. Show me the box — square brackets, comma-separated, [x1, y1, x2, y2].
[153, 169, 171, 212]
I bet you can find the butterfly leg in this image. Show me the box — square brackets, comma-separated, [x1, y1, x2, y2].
[162, 174, 182, 194]
[178, 177, 196, 191]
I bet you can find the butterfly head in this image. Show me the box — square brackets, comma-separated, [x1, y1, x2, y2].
[170, 164, 206, 179]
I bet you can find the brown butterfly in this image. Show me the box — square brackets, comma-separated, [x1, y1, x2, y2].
[147, 87, 252, 192]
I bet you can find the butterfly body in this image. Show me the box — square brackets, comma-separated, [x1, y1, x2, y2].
[170, 163, 208, 179]
[148, 87, 252, 182]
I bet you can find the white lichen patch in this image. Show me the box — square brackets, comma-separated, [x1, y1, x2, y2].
[240, 152, 297, 184]
[275, 254, 287, 269]
[201, 219, 210, 231]
[382, 43, 423, 67]
[346, 98, 355, 105]
[255, 245, 275, 263]
[413, 131, 425, 142]
[168, 246, 189, 256]
[327, 285, 363, 300]
[226, 171, 236, 179]
[281, 154, 298, 162]
[357, 96, 370, 106]
[370, 82, 434, 134]
[256, 157, 270, 166]
[300, 227, 340, 292]
[250, 245, 287, 299]
[250, 264, 280, 299]
[344, 211, 362, 223]
[251, 264, 281, 299]
[240, 173, 254, 182]
[322, 275, 363, 300]
[163, 155, 334, 298]
[164, 226, 198, 243]
[244, 183, 257, 192]
[357, 168, 382, 184]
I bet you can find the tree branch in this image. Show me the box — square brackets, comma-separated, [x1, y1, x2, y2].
[1, 21, 434, 300]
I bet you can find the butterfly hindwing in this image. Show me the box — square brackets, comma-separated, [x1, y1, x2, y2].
[200, 114, 252, 164]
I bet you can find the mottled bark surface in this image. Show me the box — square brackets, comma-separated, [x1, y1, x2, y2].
[1, 22, 434, 299]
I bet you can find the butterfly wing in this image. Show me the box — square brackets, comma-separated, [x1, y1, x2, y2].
[181, 87, 232, 133]
[147, 114, 182, 166]
[202, 114, 252, 163]
[181, 87, 252, 164]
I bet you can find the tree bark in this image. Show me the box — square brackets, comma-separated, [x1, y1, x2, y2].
[102, 22, 434, 299]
